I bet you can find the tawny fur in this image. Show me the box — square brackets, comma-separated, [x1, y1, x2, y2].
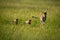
[13, 18, 18, 25]
[40, 11, 47, 25]
[25, 20, 31, 24]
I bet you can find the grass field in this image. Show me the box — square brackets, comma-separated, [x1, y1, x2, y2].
[0, 0, 60, 40]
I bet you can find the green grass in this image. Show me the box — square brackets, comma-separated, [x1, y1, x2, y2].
[0, 0, 60, 40]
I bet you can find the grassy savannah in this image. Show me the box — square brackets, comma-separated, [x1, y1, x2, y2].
[0, 0, 60, 40]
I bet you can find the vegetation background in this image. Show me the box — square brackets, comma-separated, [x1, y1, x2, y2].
[0, 0, 60, 40]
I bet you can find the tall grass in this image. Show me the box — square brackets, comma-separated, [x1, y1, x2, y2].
[0, 0, 60, 40]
